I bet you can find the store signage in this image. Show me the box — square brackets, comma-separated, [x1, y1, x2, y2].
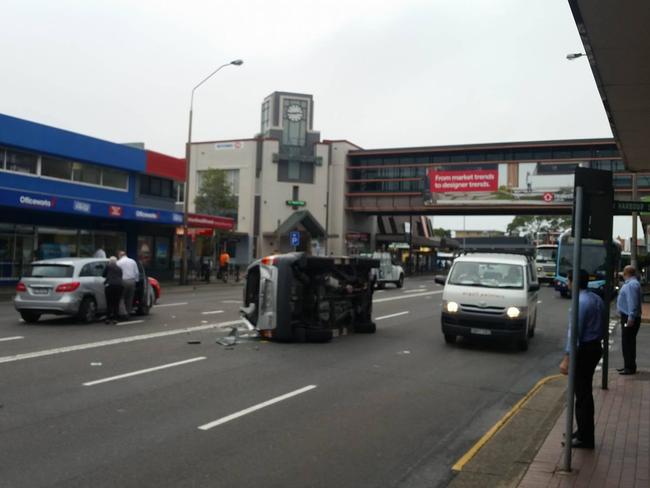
[346, 232, 370, 242]
[109, 205, 123, 217]
[187, 213, 235, 230]
[172, 213, 184, 223]
[286, 200, 306, 207]
[19, 195, 57, 208]
[135, 209, 159, 220]
[214, 141, 243, 150]
[613, 200, 650, 215]
[429, 169, 498, 193]
[73, 200, 91, 213]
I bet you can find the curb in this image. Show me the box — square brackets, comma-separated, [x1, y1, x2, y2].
[452, 373, 564, 472]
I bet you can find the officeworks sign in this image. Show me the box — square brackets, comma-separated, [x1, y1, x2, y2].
[0, 188, 183, 225]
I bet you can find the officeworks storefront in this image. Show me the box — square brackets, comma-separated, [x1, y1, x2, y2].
[0, 112, 186, 284]
[0, 188, 184, 283]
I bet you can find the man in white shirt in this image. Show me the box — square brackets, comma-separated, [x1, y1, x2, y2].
[117, 250, 140, 316]
[93, 247, 106, 258]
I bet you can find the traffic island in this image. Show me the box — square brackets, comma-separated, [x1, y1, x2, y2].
[448, 375, 567, 488]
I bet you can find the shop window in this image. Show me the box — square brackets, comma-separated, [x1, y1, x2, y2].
[102, 168, 128, 190]
[138, 236, 154, 267]
[5, 148, 37, 174]
[36, 227, 78, 259]
[155, 237, 171, 268]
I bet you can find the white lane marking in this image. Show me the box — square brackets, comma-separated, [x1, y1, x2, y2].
[403, 288, 427, 294]
[155, 302, 189, 308]
[0, 336, 24, 342]
[83, 356, 206, 386]
[115, 320, 144, 326]
[221, 300, 240, 304]
[376, 311, 410, 321]
[198, 385, 317, 431]
[201, 310, 224, 315]
[0, 319, 243, 365]
[374, 291, 442, 303]
[537, 300, 543, 304]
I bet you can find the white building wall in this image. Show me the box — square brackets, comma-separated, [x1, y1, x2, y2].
[188, 140, 257, 235]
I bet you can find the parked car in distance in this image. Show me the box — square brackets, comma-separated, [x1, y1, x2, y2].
[148, 276, 161, 304]
[14, 258, 153, 323]
[435, 252, 539, 351]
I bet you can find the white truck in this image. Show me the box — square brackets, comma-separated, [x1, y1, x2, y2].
[368, 252, 405, 289]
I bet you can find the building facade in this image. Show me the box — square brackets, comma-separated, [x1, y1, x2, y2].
[0, 113, 186, 283]
[186, 92, 650, 264]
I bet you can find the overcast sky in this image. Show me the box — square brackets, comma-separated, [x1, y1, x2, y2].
[2, 0, 634, 237]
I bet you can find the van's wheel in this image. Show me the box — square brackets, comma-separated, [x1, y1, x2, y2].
[444, 333, 455, 344]
[517, 331, 529, 351]
[293, 326, 308, 343]
[78, 297, 97, 324]
[396, 274, 404, 288]
[355, 322, 376, 334]
[20, 311, 41, 323]
[306, 328, 333, 343]
[377, 282, 386, 290]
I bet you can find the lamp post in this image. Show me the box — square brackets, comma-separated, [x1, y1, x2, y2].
[180, 59, 243, 285]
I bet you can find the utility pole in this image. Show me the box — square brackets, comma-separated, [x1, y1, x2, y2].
[631, 173, 638, 269]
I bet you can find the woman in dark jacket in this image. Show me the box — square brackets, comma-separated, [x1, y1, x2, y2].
[103, 256, 123, 324]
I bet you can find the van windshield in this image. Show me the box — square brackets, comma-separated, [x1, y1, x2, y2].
[25, 264, 74, 278]
[448, 262, 524, 289]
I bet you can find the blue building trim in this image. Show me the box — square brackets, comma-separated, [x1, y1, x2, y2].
[0, 171, 135, 204]
[0, 113, 145, 172]
[0, 187, 183, 225]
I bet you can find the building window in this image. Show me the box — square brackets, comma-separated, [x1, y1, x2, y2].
[4, 148, 38, 174]
[175, 182, 185, 203]
[281, 98, 308, 147]
[41, 156, 73, 180]
[102, 168, 128, 190]
[292, 185, 299, 201]
[140, 175, 173, 198]
[278, 160, 314, 183]
[261, 100, 271, 133]
[72, 162, 101, 185]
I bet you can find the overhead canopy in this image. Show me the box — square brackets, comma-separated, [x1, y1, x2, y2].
[568, 1, 650, 172]
[275, 210, 326, 238]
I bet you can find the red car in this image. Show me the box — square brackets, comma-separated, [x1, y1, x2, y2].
[148, 277, 161, 304]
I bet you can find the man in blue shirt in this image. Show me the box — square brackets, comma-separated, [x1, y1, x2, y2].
[560, 269, 604, 449]
[617, 265, 642, 375]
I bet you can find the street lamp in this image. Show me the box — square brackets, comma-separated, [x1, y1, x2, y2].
[180, 59, 244, 285]
[566, 53, 586, 60]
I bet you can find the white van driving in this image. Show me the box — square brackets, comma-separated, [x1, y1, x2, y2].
[435, 253, 540, 351]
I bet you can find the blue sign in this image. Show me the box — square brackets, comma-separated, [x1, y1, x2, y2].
[290, 231, 300, 247]
[0, 187, 184, 225]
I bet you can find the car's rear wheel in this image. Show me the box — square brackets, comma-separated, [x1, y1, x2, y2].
[138, 289, 153, 316]
[306, 328, 333, 343]
[20, 311, 41, 323]
[396, 274, 404, 288]
[355, 322, 376, 334]
[78, 297, 97, 324]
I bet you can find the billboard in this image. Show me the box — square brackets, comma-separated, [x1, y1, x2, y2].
[424, 163, 575, 207]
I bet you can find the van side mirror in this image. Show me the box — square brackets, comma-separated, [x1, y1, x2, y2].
[434, 275, 446, 285]
[529, 283, 540, 292]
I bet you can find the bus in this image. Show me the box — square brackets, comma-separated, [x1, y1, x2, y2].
[554, 230, 620, 298]
[535, 244, 558, 283]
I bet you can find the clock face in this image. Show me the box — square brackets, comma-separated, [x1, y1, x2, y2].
[286, 104, 304, 122]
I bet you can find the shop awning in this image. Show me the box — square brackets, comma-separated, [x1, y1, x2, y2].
[274, 210, 326, 238]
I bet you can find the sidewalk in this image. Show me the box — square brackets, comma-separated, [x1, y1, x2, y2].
[518, 370, 650, 488]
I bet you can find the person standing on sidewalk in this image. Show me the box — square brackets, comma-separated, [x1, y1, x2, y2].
[102, 256, 123, 324]
[117, 250, 139, 316]
[559, 269, 604, 449]
[617, 265, 642, 375]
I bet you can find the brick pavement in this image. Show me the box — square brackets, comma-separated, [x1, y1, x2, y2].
[518, 370, 650, 488]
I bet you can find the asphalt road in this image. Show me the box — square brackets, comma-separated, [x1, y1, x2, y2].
[0, 277, 571, 488]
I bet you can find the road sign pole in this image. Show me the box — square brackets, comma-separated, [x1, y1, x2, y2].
[563, 185, 583, 472]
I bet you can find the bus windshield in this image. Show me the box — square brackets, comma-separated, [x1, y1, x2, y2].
[536, 247, 557, 262]
[557, 243, 607, 279]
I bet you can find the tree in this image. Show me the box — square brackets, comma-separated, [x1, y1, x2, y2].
[506, 215, 571, 240]
[194, 169, 237, 216]
[431, 227, 452, 238]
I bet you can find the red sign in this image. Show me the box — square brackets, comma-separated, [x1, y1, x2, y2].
[187, 213, 235, 230]
[429, 169, 498, 193]
[109, 205, 123, 217]
[543, 192, 555, 202]
[346, 232, 370, 242]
